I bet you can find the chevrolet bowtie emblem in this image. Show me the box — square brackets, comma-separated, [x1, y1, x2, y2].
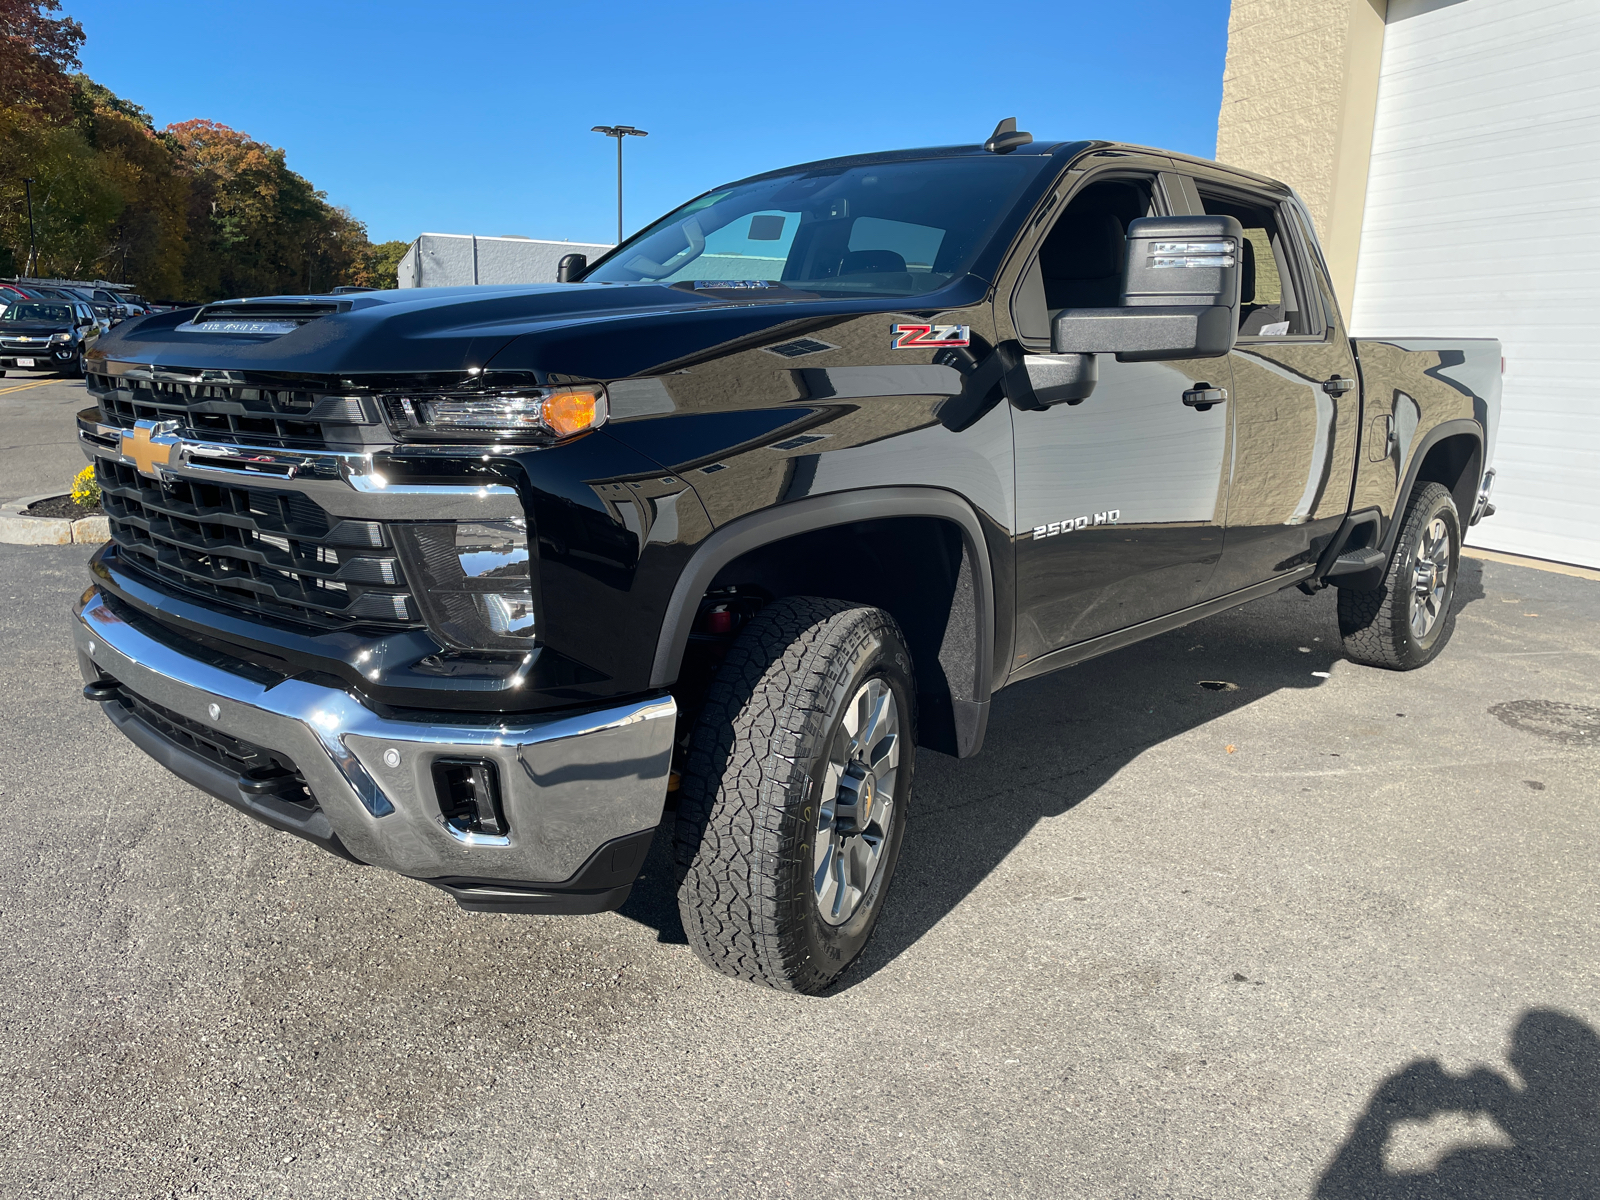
[119, 420, 180, 477]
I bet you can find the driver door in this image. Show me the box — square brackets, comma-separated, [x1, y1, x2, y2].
[1006, 163, 1234, 675]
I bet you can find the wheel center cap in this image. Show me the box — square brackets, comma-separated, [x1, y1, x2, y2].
[857, 775, 875, 827]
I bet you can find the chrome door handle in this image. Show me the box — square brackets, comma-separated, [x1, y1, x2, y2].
[1323, 376, 1355, 394]
[1182, 384, 1227, 410]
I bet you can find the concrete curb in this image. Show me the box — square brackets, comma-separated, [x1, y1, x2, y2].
[0, 494, 109, 546]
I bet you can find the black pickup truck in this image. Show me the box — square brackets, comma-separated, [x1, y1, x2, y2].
[73, 123, 1500, 993]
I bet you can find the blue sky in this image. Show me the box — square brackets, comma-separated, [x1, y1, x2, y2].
[67, 0, 1231, 248]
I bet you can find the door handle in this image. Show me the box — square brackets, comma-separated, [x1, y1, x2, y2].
[1323, 375, 1355, 394]
[1182, 383, 1227, 411]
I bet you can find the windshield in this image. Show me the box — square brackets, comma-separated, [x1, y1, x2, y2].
[3, 303, 71, 323]
[585, 157, 1045, 298]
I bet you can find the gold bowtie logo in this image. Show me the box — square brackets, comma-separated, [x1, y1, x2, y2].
[120, 421, 178, 477]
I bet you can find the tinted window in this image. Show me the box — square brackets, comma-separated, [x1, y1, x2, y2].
[1197, 189, 1313, 336]
[586, 157, 1046, 298]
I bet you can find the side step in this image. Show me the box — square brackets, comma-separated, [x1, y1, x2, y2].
[1324, 547, 1386, 577]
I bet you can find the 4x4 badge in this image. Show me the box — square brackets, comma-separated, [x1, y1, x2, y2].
[891, 323, 970, 349]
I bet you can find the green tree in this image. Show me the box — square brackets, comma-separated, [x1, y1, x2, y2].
[351, 239, 408, 289]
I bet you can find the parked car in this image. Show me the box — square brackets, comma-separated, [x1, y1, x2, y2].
[86, 288, 133, 321]
[72, 125, 1500, 993]
[0, 299, 100, 375]
[47, 287, 116, 330]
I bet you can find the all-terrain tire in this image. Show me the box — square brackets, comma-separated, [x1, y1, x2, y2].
[1338, 482, 1461, 670]
[674, 597, 915, 993]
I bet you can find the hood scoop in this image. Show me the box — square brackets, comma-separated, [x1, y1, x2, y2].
[176, 300, 348, 337]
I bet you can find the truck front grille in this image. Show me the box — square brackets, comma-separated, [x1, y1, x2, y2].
[97, 458, 418, 631]
[88, 371, 379, 451]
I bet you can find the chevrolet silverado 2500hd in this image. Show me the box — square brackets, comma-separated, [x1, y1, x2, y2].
[73, 123, 1500, 993]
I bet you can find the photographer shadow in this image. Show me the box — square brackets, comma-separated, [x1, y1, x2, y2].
[1316, 1008, 1600, 1199]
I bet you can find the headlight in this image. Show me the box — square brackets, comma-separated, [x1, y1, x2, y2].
[392, 519, 539, 651]
[49, 333, 71, 344]
[385, 384, 607, 443]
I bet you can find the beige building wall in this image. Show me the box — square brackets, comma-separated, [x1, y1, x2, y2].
[1215, 0, 1388, 318]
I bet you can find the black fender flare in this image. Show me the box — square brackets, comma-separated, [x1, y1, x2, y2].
[649, 486, 997, 757]
[1381, 418, 1484, 563]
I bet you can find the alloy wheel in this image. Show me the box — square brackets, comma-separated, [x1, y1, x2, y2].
[813, 677, 900, 926]
[1410, 516, 1452, 638]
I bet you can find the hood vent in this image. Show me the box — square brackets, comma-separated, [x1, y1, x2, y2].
[177, 300, 347, 337]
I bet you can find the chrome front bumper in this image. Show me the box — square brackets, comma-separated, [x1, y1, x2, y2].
[74, 589, 675, 899]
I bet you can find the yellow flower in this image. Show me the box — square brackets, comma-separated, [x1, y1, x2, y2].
[71, 465, 100, 508]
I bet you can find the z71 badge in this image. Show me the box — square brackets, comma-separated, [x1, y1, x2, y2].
[891, 323, 970, 349]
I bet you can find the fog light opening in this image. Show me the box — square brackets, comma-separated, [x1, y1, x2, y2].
[431, 758, 507, 838]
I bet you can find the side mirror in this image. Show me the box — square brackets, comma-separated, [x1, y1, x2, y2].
[557, 253, 587, 283]
[1051, 215, 1243, 362]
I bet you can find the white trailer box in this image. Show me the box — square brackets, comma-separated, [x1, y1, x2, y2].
[396, 234, 613, 288]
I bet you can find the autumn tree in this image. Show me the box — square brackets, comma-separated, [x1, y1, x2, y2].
[0, 0, 82, 115]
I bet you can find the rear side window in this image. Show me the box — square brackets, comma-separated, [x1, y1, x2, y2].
[1195, 189, 1318, 337]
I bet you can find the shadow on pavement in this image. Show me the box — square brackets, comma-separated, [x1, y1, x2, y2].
[615, 560, 1488, 983]
[1315, 1008, 1600, 1198]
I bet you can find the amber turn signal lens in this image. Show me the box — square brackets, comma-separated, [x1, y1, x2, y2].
[543, 390, 601, 437]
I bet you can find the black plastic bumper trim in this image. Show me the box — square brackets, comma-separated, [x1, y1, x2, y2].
[428, 825, 658, 915]
[100, 695, 363, 864]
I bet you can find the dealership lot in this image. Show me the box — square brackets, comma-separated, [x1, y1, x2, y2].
[0, 373, 92, 504]
[1, 388, 1597, 1197]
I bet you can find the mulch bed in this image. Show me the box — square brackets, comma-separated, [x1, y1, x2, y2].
[25, 495, 103, 519]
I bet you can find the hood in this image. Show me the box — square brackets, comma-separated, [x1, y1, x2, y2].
[88, 276, 989, 382]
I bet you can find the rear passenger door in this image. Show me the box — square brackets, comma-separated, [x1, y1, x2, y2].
[1182, 174, 1361, 592]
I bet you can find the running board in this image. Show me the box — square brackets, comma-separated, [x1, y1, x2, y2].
[1004, 566, 1316, 687]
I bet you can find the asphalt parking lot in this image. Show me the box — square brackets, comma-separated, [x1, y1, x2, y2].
[0, 372, 91, 503]
[1, 382, 1596, 1197]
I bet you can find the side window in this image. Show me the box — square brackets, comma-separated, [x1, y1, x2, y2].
[1195, 188, 1318, 337]
[1011, 176, 1157, 348]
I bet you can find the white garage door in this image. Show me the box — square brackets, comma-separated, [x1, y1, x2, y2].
[1350, 0, 1600, 568]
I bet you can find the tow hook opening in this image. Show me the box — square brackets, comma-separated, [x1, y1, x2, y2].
[432, 758, 507, 838]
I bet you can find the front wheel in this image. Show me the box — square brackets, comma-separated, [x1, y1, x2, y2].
[1338, 481, 1461, 670]
[674, 597, 916, 993]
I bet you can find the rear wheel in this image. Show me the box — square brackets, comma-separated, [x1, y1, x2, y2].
[674, 597, 915, 993]
[1338, 481, 1461, 670]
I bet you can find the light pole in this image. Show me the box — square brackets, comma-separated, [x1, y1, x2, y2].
[23, 177, 36, 277]
[590, 125, 648, 245]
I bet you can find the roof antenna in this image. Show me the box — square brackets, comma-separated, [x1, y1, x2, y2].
[984, 117, 1033, 155]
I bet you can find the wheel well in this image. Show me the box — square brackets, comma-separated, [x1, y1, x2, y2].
[680, 516, 983, 758]
[1413, 432, 1482, 529]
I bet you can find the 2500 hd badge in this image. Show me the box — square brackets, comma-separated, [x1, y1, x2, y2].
[74, 119, 1500, 993]
[1034, 510, 1122, 539]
